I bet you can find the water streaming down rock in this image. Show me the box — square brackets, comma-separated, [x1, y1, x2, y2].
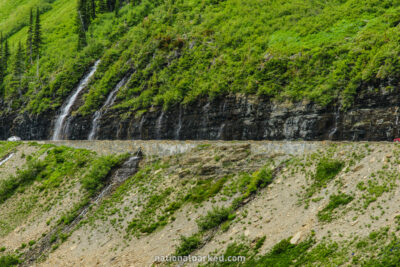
[352, 132, 357, 141]
[217, 123, 226, 139]
[88, 74, 130, 140]
[0, 153, 14, 166]
[52, 60, 101, 140]
[139, 116, 145, 139]
[156, 111, 165, 140]
[175, 106, 183, 140]
[395, 107, 400, 137]
[328, 107, 340, 140]
[8, 87, 400, 141]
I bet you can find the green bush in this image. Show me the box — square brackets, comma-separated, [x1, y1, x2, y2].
[244, 238, 314, 266]
[184, 176, 228, 203]
[318, 193, 354, 222]
[81, 155, 125, 195]
[0, 159, 45, 204]
[174, 234, 201, 256]
[255, 236, 266, 250]
[0, 255, 19, 266]
[0, 146, 96, 204]
[197, 206, 232, 231]
[243, 168, 273, 198]
[315, 158, 344, 184]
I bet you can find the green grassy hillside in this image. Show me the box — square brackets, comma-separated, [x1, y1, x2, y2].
[1, 0, 400, 117]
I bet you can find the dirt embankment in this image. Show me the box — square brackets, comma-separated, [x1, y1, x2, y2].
[1, 141, 400, 266]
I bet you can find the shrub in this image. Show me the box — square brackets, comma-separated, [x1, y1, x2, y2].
[244, 238, 314, 266]
[174, 234, 201, 256]
[317, 193, 353, 222]
[0, 159, 45, 204]
[243, 168, 273, 198]
[185, 176, 228, 203]
[255, 236, 266, 250]
[0, 255, 19, 266]
[81, 155, 125, 195]
[197, 206, 232, 231]
[314, 158, 344, 184]
[306, 158, 344, 197]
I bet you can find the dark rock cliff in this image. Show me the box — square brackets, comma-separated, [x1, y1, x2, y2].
[1, 88, 400, 141]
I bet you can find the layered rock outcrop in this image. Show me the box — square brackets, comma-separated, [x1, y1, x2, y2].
[1, 88, 399, 141]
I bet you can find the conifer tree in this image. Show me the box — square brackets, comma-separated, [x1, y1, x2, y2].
[78, 0, 91, 31]
[26, 8, 33, 64]
[0, 36, 4, 86]
[90, 0, 96, 19]
[98, 0, 107, 13]
[115, 0, 120, 16]
[77, 26, 87, 51]
[107, 0, 116, 11]
[33, 8, 41, 59]
[11, 42, 25, 97]
[77, 0, 88, 50]
[4, 39, 9, 71]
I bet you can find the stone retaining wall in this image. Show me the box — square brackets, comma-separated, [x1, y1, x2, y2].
[33, 140, 344, 157]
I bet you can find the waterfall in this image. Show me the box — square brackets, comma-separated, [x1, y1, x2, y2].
[139, 116, 145, 139]
[328, 106, 340, 140]
[0, 153, 14, 167]
[201, 103, 210, 138]
[52, 60, 101, 140]
[352, 132, 357, 141]
[217, 123, 226, 139]
[175, 106, 183, 140]
[156, 111, 165, 140]
[88, 74, 130, 140]
[395, 107, 399, 137]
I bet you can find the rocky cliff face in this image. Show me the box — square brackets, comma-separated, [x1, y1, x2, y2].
[1, 88, 400, 141]
[0, 112, 54, 140]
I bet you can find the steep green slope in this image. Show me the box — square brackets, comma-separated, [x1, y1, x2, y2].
[1, 0, 400, 117]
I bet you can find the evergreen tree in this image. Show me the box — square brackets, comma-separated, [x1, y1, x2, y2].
[98, 0, 107, 13]
[4, 39, 9, 71]
[77, 0, 88, 50]
[0, 36, 4, 86]
[77, 25, 87, 51]
[12, 42, 25, 77]
[107, 0, 116, 11]
[90, 0, 96, 19]
[115, 0, 120, 16]
[33, 8, 41, 59]
[78, 0, 90, 31]
[26, 8, 33, 64]
[11, 42, 25, 97]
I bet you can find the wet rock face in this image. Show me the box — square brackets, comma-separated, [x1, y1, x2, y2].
[0, 112, 54, 140]
[94, 92, 400, 141]
[92, 96, 331, 140]
[93, 95, 333, 141]
[2, 89, 400, 141]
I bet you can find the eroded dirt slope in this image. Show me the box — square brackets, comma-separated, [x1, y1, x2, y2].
[2, 142, 400, 266]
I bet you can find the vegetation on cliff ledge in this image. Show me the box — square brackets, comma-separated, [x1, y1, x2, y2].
[0, 0, 399, 117]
